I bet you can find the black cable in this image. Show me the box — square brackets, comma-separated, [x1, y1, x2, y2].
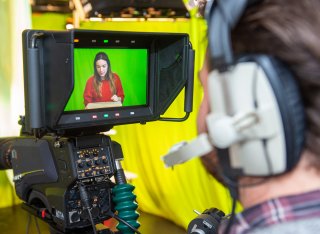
[252, 64, 275, 176]
[223, 197, 237, 234]
[78, 182, 97, 234]
[219, 173, 270, 234]
[222, 173, 269, 189]
[87, 208, 97, 234]
[110, 213, 141, 234]
[252, 63, 259, 109]
[262, 138, 274, 175]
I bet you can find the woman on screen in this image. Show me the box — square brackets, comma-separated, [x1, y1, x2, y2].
[83, 52, 124, 109]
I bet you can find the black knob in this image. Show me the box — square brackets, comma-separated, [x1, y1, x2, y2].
[70, 212, 80, 223]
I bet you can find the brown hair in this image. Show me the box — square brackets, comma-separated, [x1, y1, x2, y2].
[93, 52, 116, 97]
[232, 0, 320, 161]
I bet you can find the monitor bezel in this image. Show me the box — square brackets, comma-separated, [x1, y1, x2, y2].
[57, 30, 156, 129]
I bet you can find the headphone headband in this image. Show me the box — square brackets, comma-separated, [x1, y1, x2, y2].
[205, 0, 262, 71]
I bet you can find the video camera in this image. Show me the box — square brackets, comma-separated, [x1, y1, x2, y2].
[0, 29, 194, 233]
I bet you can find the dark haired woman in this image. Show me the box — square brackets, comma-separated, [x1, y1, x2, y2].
[83, 52, 124, 108]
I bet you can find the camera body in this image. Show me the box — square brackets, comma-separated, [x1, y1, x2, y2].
[10, 134, 118, 232]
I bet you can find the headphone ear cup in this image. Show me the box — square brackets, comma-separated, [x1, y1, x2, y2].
[239, 55, 305, 172]
[208, 55, 305, 176]
[265, 57, 305, 170]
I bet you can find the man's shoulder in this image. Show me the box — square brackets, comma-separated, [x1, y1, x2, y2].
[223, 190, 320, 234]
[249, 218, 320, 234]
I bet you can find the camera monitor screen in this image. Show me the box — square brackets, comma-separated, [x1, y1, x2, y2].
[64, 48, 148, 111]
[22, 29, 193, 136]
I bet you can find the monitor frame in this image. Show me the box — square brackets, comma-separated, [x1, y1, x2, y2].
[22, 29, 194, 136]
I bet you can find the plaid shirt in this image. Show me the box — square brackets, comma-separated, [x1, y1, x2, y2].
[220, 189, 320, 234]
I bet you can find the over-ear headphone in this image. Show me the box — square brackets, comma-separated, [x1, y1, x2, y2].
[204, 0, 305, 177]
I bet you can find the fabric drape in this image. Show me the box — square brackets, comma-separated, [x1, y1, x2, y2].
[0, 0, 31, 208]
[0, 9, 237, 230]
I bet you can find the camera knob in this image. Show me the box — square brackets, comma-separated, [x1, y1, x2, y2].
[70, 211, 80, 223]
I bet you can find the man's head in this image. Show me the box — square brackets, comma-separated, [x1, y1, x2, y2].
[197, 0, 320, 183]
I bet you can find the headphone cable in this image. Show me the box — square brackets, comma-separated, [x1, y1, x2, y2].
[223, 196, 237, 234]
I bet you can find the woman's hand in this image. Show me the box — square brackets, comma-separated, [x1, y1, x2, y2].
[111, 95, 121, 102]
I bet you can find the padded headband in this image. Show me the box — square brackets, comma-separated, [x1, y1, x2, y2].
[205, 0, 263, 71]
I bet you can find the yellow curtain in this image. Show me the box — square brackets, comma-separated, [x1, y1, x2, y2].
[0, 9, 237, 230]
[0, 0, 31, 208]
[79, 19, 234, 229]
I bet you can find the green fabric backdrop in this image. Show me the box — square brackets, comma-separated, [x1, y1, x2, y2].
[0, 9, 239, 230]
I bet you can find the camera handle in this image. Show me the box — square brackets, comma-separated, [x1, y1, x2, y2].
[111, 159, 141, 234]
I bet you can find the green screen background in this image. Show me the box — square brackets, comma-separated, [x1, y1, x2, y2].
[64, 48, 148, 111]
